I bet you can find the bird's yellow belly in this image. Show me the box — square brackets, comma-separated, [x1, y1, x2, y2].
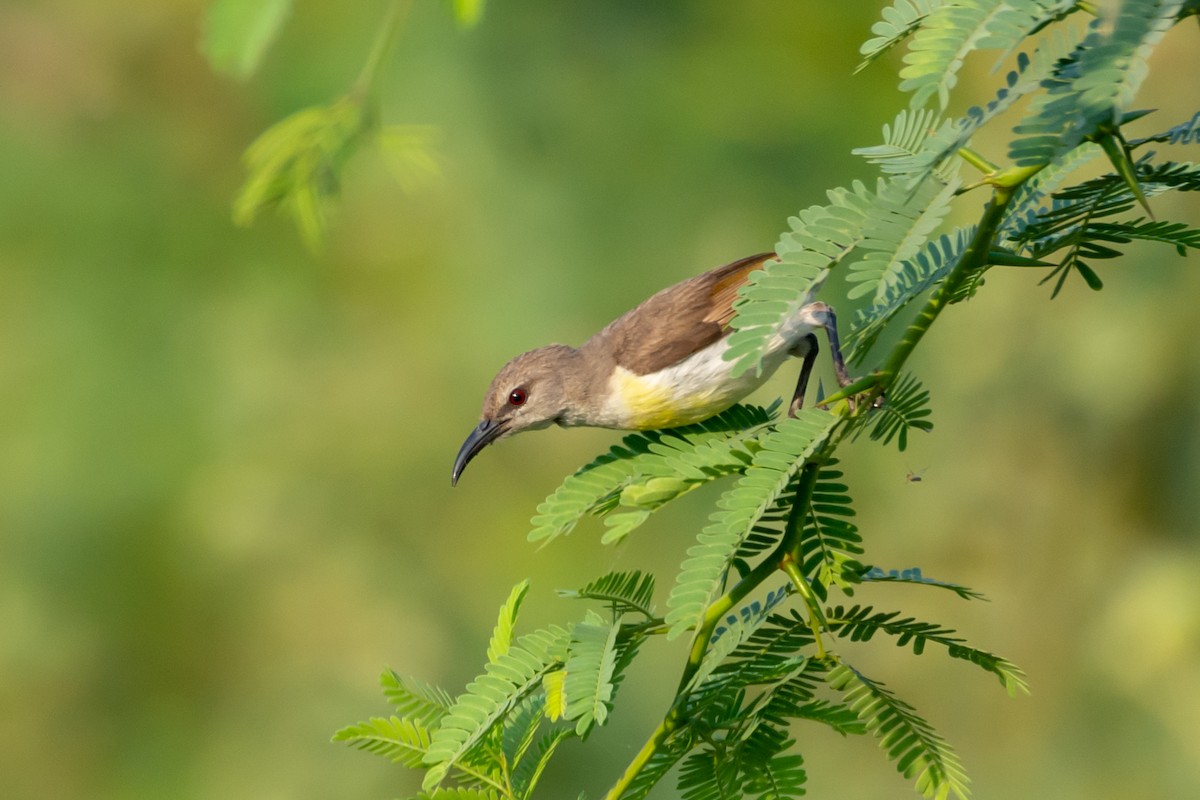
[614, 372, 743, 429]
[604, 351, 781, 430]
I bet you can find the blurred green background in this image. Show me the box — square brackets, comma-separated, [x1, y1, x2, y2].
[2, 1, 1198, 798]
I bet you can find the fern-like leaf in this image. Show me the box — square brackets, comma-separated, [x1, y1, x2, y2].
[564, 612, 621, 736]
[921, 26, 1088, 182]
[703, 611, 817, 692]
[334, 716, 434, 768]
[541, 669, 567, 722]
[853, 108, 961, 178]
[678, 748, 744, 800]
[488, 580, 529, 663]
[680, 695, 810, 798]
[408, 790, 502, 800]
[827, 664, 971, 799]
[529, 404, 777, 544]
[976, 0, 1082, 62]
[727, 185, 874, 377]
[511, 728, 573, 800]
[827, 605, 1030, 695]
[1017, 160, 1200, 245]
[1012, 160, 1200, 295]
[866, 372, 933, 451]
[845, 174, 962, 304]
[778, 698, 866, 738]
[601, 406, 777, 542]
[848, 226, 975, 363]
[558, 570, 657, 619]
[737, 721, 805, 797]
[858, 0, 946, 73]
[614, 739, 691, 800]
[688, 585, 792, 691]
[423, 626, 570, 791]
[665, 411, 839, 639]
[860, 566, 987, 600]
[899, 0, 1009, 110]
[742, 751, 808, 800]
[1087, 219, 1200, 254]
[1129, 110, 1200, 148]
[499, 697, 544, 780]
[382, 670, 454, 727]
[1001, 141, 1104, 243]
[1009, 0, 1185, 167]
[797, 463, 865, 597]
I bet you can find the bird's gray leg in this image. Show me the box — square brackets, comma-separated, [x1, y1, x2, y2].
[798, 302, 853, 388]
[788, 333, 819, 417]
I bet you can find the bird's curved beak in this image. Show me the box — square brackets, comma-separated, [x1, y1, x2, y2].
[451, 418, 506, 486]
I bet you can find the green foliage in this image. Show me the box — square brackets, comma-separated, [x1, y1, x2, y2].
[665, 410, 838, 639]
[725, 187, 872, 377]
[337, 2, 1198, 799]
[557, 571, 657, 620]
[422, 625, 571, 792]
[701, 610, 816, 692]
[899, 0, 1009, 110]
[408, 790, 502, 800]
[860, 566, 987, 601]
[510, 729, 571, 799]
[1010, 160, 1200, 295]
[1010, 0, 1185, 168]
[844, 174, 963, 303]
[529, 403, 778, 545]
[858, 0, 945, 73]
[689, 587, 793, 691]
[233, 106, 440, 251]
[488, 581, 530, 663]
[828, 665, 971, 799]
[852, 108, 959, 178]
[233, 97, 369, 250]
[211, 0, 443, 250]
[847, 226, 975, 362]
[383, 670, 455, 726]
[334, 715, 434, 768]
[563, 612, 621, 736]
[796, 463, 865, 597]
[826, 605, 1030, 694]
[864, 372, 934, 451]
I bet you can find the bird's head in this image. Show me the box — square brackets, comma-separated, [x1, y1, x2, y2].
[452, 344, 581, 486]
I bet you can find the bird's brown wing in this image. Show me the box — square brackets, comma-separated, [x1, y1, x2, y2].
[590, 252, 776, 376]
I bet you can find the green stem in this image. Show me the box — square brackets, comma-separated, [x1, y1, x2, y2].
[814, 373, 882, 410]
[602, 715, 673, 800]
[352, 0, 409, 100]
[604, 462, 825, 800]
[875, 176, 1031, 391]
[780, 558, 828, 660]
[958, 147, 998, 176]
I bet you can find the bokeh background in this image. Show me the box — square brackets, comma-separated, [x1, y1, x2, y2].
[2, 1, 1198, 798]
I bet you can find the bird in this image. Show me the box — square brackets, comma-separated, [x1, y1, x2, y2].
[451, 252, 856, 486]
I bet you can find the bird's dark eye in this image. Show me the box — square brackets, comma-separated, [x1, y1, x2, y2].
[508, 388, 528, 407]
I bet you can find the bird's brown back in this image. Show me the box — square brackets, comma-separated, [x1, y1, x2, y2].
[582, 252, 776, 376]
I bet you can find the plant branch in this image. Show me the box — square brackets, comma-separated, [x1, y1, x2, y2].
[603, 461, 826, 800]
[874, 166, 1043, 393]
[352, 0, 409, 101]
[600, 150, 1049, 799]
[958, 147, 998, 176]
